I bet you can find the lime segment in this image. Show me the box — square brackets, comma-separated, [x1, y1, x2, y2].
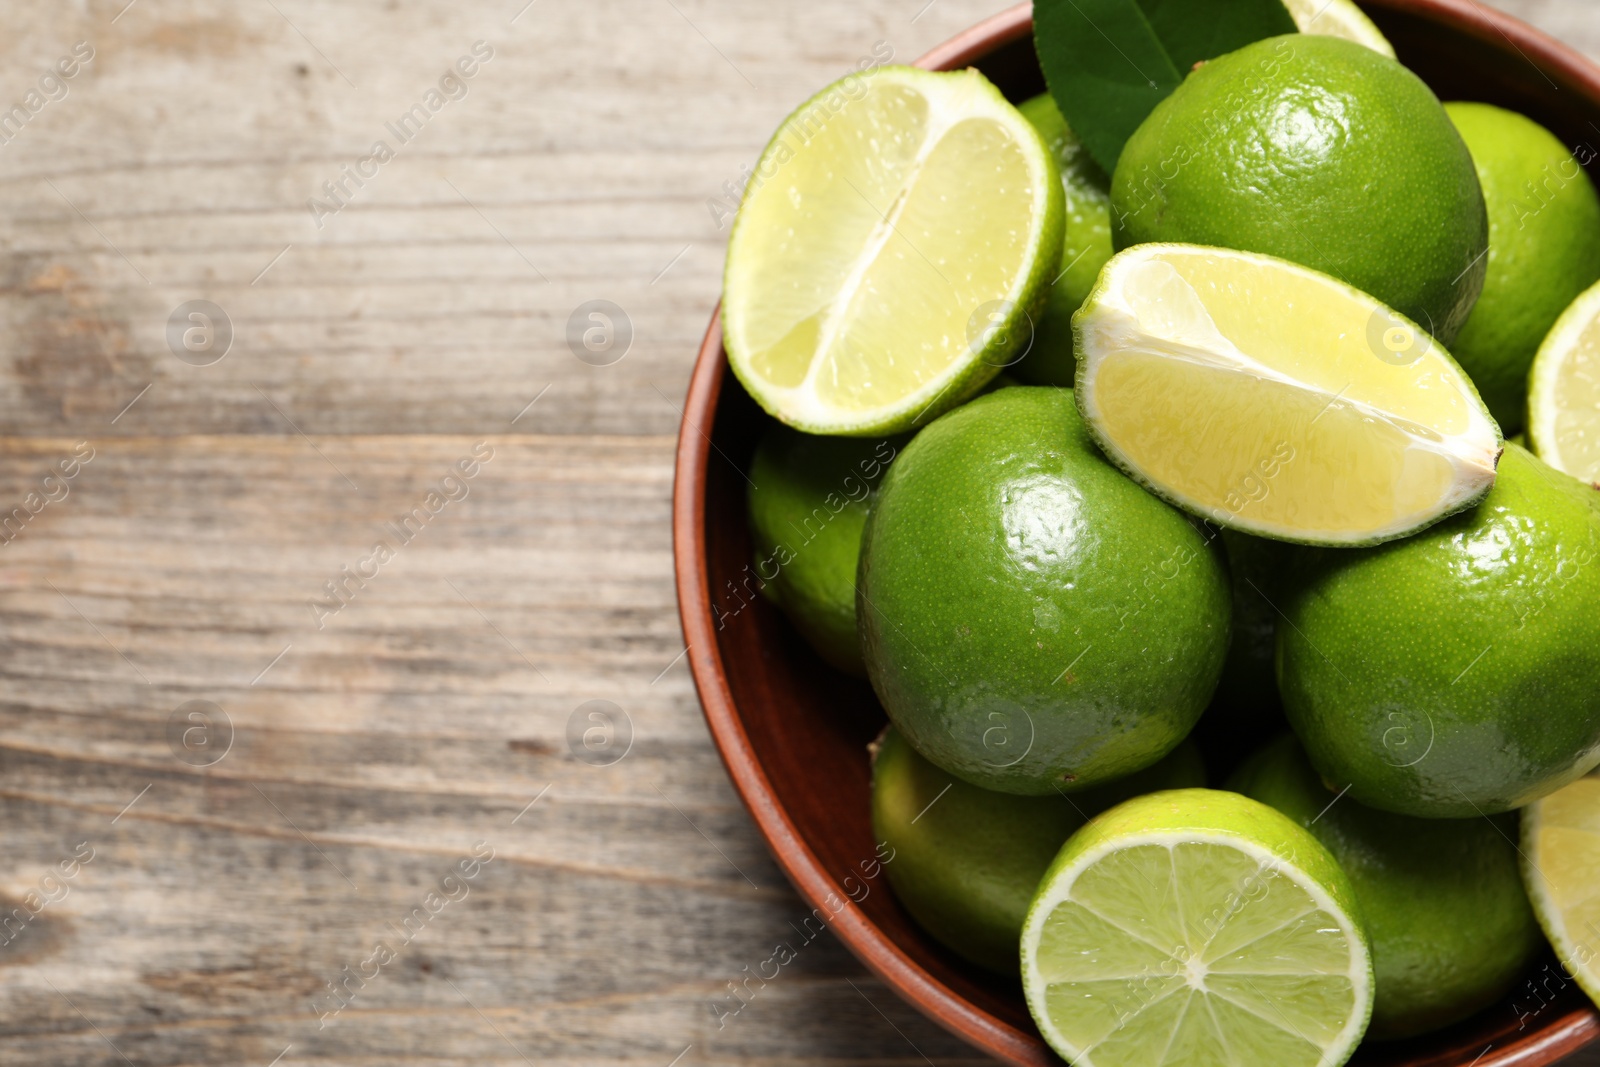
[1528, 279, 1600, 483]
[1022, 789, 1372, 1067]
[723, 66, 1063, 435]
[1521, 772, 1600, 1010]
[1074, 244, 1501, 545]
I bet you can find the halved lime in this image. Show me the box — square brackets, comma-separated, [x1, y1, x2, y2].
[1022, 789, 1373, 1067]
[1282, 0, 1396, 56]
[1528, 279, 1600, 483]
[1521, 771, 1600, 1011]
[1074, 244, 1501, 546]
[723, 66, 1064, 436]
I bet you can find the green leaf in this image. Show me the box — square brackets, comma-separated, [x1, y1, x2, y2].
[1034, 0, 1299, 174]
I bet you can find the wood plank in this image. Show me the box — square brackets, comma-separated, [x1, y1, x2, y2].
[0, 0, 1008, 439]
[0, 433, 986, 1064]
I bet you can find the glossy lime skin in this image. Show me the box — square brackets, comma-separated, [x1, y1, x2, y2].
[1279, 445, 1600, 817]
[1230, 733, 1540, 1039]
[858, 387, 1230, 795]
[1446, 102, 1600, 433]
[1011, 94, 1112, 388]
[746, 424, 902, 675]
[1112, 35, 1487, 343]
[873, 727, 1205, 973]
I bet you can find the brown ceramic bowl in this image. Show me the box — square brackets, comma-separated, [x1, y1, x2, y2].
[673, 3, 1600, 1064]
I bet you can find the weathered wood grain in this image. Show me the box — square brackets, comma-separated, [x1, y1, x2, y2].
[0, 1, 1595, 1065]
[0, 0, 999, 440]
[0, 434, 995, 1066]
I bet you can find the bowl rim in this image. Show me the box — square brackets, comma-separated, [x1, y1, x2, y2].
[671, 3, 1600, 1063]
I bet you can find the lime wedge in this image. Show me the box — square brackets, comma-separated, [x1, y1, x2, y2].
[1281, 0, 1396, 57]
[1022, 789, 1373, 1067]
[1528, 279, 1600, 484]
[723, 66, 1064, 436]
[1074, 244, 1502, 546]
[1521, 771, 1600, 1011]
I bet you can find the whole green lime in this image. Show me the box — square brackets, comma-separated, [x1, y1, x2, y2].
[858, 387, 1230, 795]
[1230, 733, 1541, 1039]
[872, 726, 1204, 973]
[1279, 444, 1600, 817]
[1112, 34, 1487, 342]
[746, 424, 901, 674]
[1445, 102, 1600, 433]
[1011, 94, 1112, 388]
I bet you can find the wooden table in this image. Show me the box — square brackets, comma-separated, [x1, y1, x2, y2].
[0, 1, 1595, 1064]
